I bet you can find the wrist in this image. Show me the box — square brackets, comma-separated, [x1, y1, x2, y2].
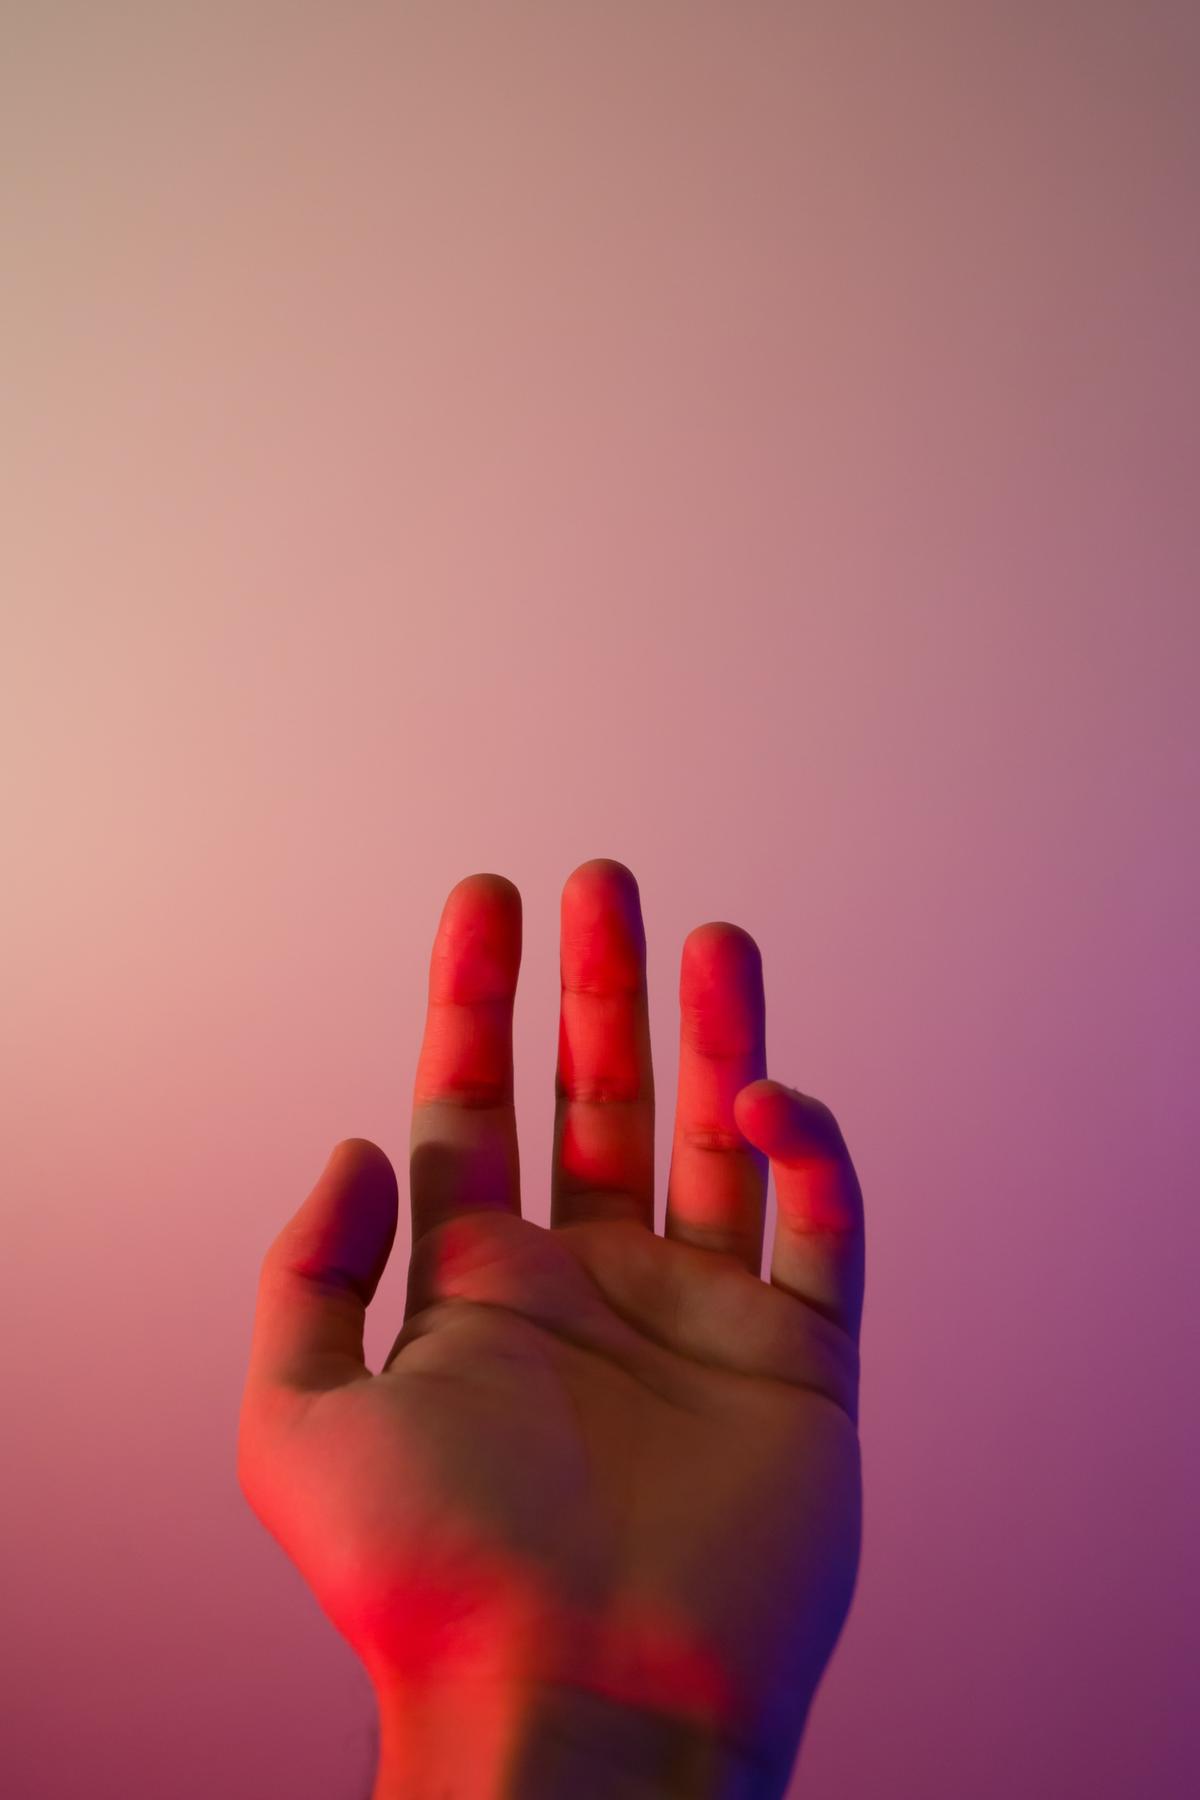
[369, 1679, 786, 1800]
[361, 1579, 797, 1800]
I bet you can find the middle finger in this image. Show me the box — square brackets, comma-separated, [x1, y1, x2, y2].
[551, 859, 655, 1229]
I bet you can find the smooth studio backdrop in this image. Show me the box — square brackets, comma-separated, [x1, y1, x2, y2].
[4, 5, 1197, 1797]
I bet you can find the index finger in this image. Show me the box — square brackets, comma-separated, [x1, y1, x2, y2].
[409, 873, 524, 1249]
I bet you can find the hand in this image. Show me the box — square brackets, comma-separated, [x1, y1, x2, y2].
[237, 860, 865, 1799]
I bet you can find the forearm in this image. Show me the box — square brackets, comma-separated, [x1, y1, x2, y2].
[370, 1680, 790, 1800]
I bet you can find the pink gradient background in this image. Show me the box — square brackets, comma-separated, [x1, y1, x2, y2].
[4, 5, 1198, 1796]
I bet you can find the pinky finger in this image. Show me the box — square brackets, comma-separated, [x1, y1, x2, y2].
[732, 1079, 865, 1342]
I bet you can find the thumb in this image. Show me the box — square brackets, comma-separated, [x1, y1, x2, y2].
[245, 1138, 399, 1402]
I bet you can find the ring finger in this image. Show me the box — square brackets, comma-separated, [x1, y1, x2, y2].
[663, 922, 768, 1272]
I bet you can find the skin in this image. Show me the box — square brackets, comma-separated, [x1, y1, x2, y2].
[237, 860, 866, 1799]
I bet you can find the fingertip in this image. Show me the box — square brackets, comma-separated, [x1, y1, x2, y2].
[561, 858, 643, 923]
[445, 872, 523, 918]
[328, 1137, 399, 1191]
[734, 1078, 788, 1106]
[565, 856, 638, 886]
[733, 1082, 845, 1159]
[560, 858, 647, 988]
[679, 928, 765, 1066]
[290, 1137, 399, 1295]
[732, 1079, 791, 1141]
[458, 870, 521, 895]
[310, 1139, 399, 1253]
[681, 921, 762, 969]
[434, 875, 523, 1001]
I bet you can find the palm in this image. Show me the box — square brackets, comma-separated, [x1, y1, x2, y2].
[240, 861, 865, 1788]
